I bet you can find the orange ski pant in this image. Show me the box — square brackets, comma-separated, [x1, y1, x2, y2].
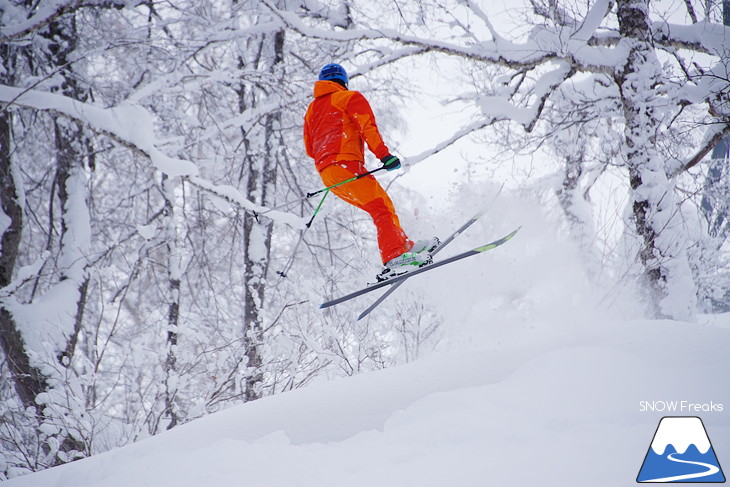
[319, 161, 413, 264]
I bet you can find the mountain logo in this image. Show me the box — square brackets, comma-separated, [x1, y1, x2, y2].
[637, 416, 725, 483]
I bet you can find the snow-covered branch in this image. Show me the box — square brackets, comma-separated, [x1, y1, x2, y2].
[571, 0, 614, 42]
[651, 20, 730, 55]
[263, 0, 556, 70]
[268, 0, 636, 81]
[409, 61, 574, 164]
[184, 177, 306, 229]
[0, 0, 144, 42]
[0, 0, 83, 41]
[0, 85, 306, 228]
[349, 46, 430, 79]
[407, 119, 496, 165]
[0, 85, 197, 176]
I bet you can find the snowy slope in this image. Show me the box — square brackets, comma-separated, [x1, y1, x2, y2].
[6, 191, 729, 487]
[5, 317, 729, 487]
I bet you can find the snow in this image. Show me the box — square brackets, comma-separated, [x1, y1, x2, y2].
[5, 279, 84, 356]
[0, 85, 306, 229]
[4, 317, 728, 487]
[0, 85, 197, 178]
[651, 20, 730, 55]
[0, 0, 72, 39]
[186, 177, 308, 229]
[650, 417, 712, 455]
[135, 223, 158, 240]
[58, 164, 90, 282]
[571, 0, 612, 42]
[0, 209, 9, 243]
[5, 186, 730, 487]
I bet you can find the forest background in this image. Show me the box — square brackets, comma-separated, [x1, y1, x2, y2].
[0, 0, 728, 479]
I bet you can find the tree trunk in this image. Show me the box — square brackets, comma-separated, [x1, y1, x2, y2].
[615, 0, 695, 319]
[700, 0, 730, 241]
[557, 150, 587, 229]
[239, 28, 285, 402]
[162, 174, 180, 430]
[0, 35, 52, 415]
[45, 11, 91, 461]
[53, 116, 91, 369]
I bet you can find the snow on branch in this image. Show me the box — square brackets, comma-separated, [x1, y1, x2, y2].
[266, 0, 627, 79]
[408, 62, 574, 164]
[0, 0, 143, 42]
[0, 85, 307, 229]
[530, 0, 579, 27]
[0, 252, 50, 300]
[571, 0, 614, 42]
[651, 20, 730, 55]
[464, 0, 506, 45]
[262, 0, 554, 69]
[0, 85, 197, 177]
[407, 118, 496, 165]
[0, 0, 83, 41]
[349, 46, 430, 79]
[184, 177, 307, 229]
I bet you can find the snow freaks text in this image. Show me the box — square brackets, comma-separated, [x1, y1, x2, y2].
[639, 401, 724, 413]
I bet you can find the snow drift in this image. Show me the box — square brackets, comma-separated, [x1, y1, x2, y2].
[5, 312, 729, 487]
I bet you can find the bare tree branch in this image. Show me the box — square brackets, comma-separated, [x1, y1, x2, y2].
[673, 122, 730, 176]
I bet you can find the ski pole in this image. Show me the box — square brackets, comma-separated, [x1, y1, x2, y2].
[304, 166, 386, 227]
[256, 166, 386, 217]
[304, 190, 327, 227]
[305, 166, 385, 198]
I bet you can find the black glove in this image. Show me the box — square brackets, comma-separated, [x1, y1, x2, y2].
[381, 154, 401, 171]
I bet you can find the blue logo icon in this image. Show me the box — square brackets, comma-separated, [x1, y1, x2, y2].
[637, 416, 725, 483]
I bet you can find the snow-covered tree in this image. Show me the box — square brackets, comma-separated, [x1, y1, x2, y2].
[272, 0, 730, 319]
[1, 0, 432, 478]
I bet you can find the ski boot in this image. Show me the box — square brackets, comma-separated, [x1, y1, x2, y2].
[411, 237, 440, 255]
[376, 237, 440, 282]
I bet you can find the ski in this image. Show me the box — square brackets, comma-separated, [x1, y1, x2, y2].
[320, 227, 520, 310]
[356, 206, 490, 320]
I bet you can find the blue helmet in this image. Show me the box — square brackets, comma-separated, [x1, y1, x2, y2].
[318, 63, 348, 86]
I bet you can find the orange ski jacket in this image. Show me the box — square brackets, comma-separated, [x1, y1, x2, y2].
[304, 80, 390, 172]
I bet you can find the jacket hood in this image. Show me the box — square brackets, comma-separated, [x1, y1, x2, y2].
[313, 79, 347, 98]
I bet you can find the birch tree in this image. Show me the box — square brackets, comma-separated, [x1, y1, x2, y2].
[271, 0, 730, 319]
[0, 1, 97, 468]
[1, 0, 406, 477]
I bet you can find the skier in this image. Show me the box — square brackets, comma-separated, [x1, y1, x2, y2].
[303, 63, 438, 278]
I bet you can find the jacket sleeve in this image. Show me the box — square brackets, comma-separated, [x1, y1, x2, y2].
[346, 91, 390, 160]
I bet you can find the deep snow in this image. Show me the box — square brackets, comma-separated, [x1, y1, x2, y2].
[5, 188, 730, 487]
[5, 318, 729, 486]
